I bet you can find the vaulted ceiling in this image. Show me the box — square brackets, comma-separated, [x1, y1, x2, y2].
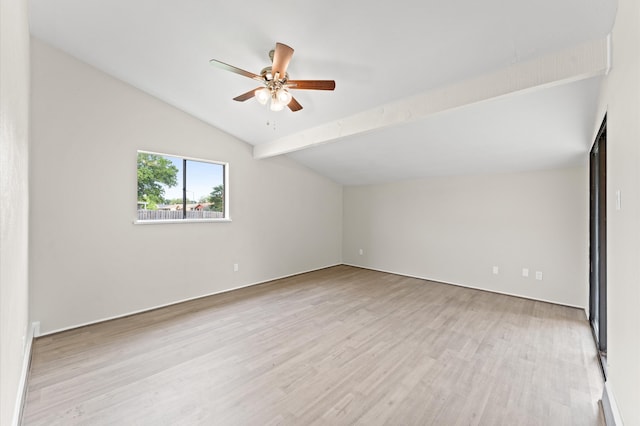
[29, 0, 617, 184]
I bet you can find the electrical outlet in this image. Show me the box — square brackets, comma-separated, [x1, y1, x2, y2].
[522, 268, 529, 278]
[535, 271, 543, 281]
[359, 248, 363, 255]
[233, 263, 239, 272]
[492, 266, 499, 275]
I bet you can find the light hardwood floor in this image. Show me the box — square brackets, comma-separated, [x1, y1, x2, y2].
[23, 265, 604, 425]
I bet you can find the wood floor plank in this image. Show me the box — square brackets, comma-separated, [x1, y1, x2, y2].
[22, 265, 604, 425]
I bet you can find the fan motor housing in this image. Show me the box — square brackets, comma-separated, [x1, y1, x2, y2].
[260, 66, 289, 83]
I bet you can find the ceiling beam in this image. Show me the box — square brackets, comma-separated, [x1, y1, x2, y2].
[253, 36, 610, 159]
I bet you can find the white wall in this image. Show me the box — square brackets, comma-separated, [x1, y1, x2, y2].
[344, 167, 588, 307]
[593, 0, 640, 423]
[0, 0, 30, 423]
[30, 39, 342, 334]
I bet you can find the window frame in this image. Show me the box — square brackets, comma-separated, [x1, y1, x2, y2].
[589, 115, 607, 376]
[134, 150, 230, 224]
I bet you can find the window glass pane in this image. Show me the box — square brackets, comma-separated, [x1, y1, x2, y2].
[186, 160, 225, 219]
[137, 153, 182, 217]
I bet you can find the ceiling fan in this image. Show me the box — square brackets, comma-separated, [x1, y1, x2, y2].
[209, 42, 336, 112]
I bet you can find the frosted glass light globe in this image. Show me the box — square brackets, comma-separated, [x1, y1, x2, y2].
[276, 88, 292, 105]
[270, 98, 285, 111]
[255, 87, 270, 105]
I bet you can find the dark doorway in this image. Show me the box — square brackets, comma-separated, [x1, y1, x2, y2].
[589, 115, 607, 363]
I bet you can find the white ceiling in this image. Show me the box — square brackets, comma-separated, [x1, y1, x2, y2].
[29, 0, 617, 184]
[289, 77, 603, 185]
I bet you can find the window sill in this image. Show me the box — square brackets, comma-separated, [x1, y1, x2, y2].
[134, 218, 232, 225]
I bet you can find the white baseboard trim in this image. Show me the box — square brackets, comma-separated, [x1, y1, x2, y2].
[343, 263, 585, 310]
[12, 321, 39, 426]
[602, 381, 624, 426]
[37, 263, 342, 337]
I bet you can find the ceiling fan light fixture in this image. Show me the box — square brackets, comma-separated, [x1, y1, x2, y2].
[255, 87, 270, 105]
[210, 42, 335, 113]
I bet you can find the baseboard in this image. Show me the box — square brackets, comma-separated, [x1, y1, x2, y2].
[602, 381, 623, 426]
[343, 263, 585, 310]
[37, 263, 342, 337]
[12, 321, 39, 426]
[39, 263, 584, 336]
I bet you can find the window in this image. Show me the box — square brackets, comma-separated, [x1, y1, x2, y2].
[136, 151, 228, 222]
[589, 115, 606, 373]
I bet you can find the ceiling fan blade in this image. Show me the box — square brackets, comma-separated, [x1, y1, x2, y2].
[288, 97, 303, 112]
[271, 42, 294, 78]
[233, 87, 263, 102]
[287, 80, 336, 90]
[209, 59, 263, 81]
